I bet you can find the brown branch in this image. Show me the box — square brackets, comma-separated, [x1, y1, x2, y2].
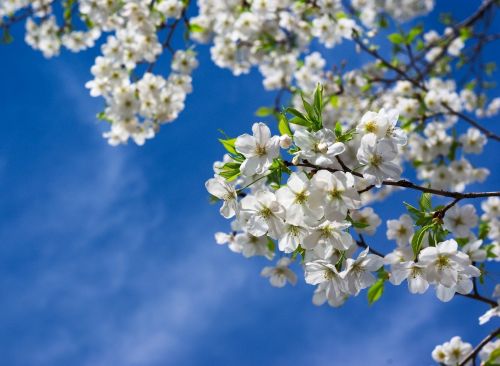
[415, 0, 496, 64]
[441, 103, 500, 142]
[458, 327, 500, 366]
[371, 180, 499, 199]
[355, 235, 497, 307]
[352, 31, 500, 142]
[433, 197, 461, 220]
[146, 0, 190, 72]
[355, 233, 497, 306]
[1, 7, 35, 29]
[356, 234, 385, 257]
[274, 88, 291, 112]
[456, 293, 498, 307]
[284, 160, 500, 200]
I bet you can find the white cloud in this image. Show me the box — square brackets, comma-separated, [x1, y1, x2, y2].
[86, 243, 252, 366]
[0, 61, 257, 366]
[282, 292, 447, 366]
[2, 124, 256, 365]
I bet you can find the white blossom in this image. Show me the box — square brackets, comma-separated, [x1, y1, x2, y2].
[261, 257, 297, 287]
[235, 122, 280, 176]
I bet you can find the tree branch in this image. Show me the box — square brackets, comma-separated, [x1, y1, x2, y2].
[356, 234, 385, 257]
[352, 18, 500, 142]
[456, 293, 498, 307]
[284, 160, 500, 200]
[433, 197, 461, 219]
[458, 327, 500, 366]
[355, 236, 498, 307]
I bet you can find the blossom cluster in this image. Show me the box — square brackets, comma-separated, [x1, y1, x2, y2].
[2, 0, 196, 145]
[284, 50, 496, 193]
[2, 0, 438, 145]
[190, 0, 435, 87]
[432, 336, 473, 366]
[432, 334, 500, 366]
[206, 87, 496, 308]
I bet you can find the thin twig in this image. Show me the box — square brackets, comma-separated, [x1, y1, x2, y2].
[458, 327, 500, 366]
[433, 197, 462, 219]
[356, 234, 385, 257]
[284, 160, 500, 200]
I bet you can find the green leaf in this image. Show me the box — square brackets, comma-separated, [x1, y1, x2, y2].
[411, 225, 431, 257]
[63, 0, 76, 21]
[96, 111, 112, 123]
[335, 11, 347, 19]
[433, 225, 449, 243]
[485, 244, 498, 259]
[278, 114, 293, 136]
[353, 221, 370, 229]
[455, 237, 469, 246]
[447, 139, 460, 161]
[411, 160, 423, 168]
[255, 106, 274, 117]
[330, 95, 339, 108]
[377, 268, 390, 280]
[286, 107, 308, 122]
[267, 160, 283, 186]
[219, 170, 240, 181]
[188, 23, 205, 33]
[415, 214, 432, 227]
[301, 95, 315, 120]
[267, 237, 275, 252]
[1, 28, 14, 44]
[479, 221, 490, 240]
[388, 33, 405, 45]
[465, 80, 477, 91]
[485, 62, 497, 76]
[289, 116, 310, 127]
[222, 162, 241, 170]
[360, 82, 372, 93]
[404, 202, 422, 221]
[484, 347, 500, 366]
[378, 15, 388, 29]
[407, 25, 423, 43]
[313, 84, 323, 115]
[459, 27, 472, 41]
[337, 128, 357, 143]
[439, 13, 453, 25]
[83, 16, 94, 28]
[334, 121, 342, 138]
[427, 230, 436, 247]
[219, 138, 237, 155]
[479, 262, 486, 284]
[346, 215, 370, 229]
[367, 279, 385, 305]
[219, 162, 241, 182]
[291, 245, 306, 261]
[208, 194, 219, 204]
[419, 193, 432, 212]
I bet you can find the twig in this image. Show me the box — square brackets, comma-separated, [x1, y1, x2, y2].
[458, 327, 500, 366]
[456, 293, 498, 307]
[352, 18, 500, 142]
[433, 197, 462, 219]
[284, 160, 500, 200]
[356, 234, 385, 257]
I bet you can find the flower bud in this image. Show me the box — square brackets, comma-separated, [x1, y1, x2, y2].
[279, 134, 292, 149]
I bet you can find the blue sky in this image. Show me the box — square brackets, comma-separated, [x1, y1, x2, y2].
[0, 2, 499, 365]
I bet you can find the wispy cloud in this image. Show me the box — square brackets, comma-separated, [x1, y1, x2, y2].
[0, 60, 258, 366]
[0, 119, 256, 365]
